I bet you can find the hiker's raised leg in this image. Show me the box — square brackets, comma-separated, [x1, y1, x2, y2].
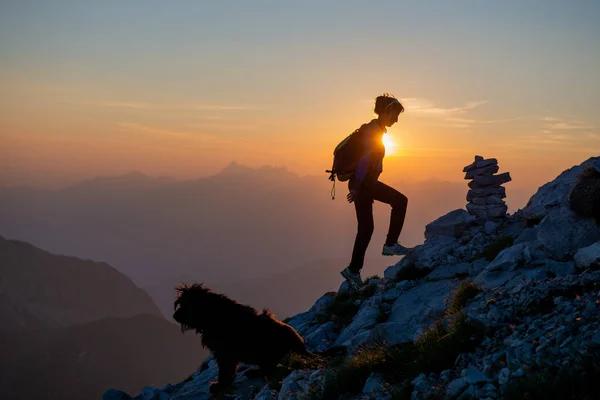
[373, 181, 408, 246]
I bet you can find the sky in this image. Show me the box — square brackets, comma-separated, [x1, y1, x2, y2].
[1, 0, 599, 189]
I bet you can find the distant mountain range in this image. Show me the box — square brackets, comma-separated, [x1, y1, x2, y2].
[0, 163, 534, 320]
[0, 235, 161, 330]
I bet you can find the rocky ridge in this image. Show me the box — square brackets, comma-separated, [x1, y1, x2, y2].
[109, 156, 600, 400]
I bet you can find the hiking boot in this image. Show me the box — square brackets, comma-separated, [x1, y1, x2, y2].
[382, 242, 413, 256]
[340, 267, 364, 290]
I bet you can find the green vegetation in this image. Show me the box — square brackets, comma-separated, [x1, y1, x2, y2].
[482, 235, 514, 261]
[310, 280, 485, 399]
[445, 279, 482, 315]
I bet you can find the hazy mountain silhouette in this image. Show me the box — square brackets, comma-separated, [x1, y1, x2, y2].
[0, 314, 204, 400]
[146, 257, 385, 320]
[0, 163, 534, 319]
[0, 238, 207, 400]
[0, 235, 161, 330]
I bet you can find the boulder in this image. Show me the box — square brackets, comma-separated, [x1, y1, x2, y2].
[335, 304, 380, 346]
[524, 156, 600, 218]
[574, 241, 600, 269]
[305, 321, 337, 350]
[569, 164, 600, 221]
[366, 321, 414, 346]
[425, 209, 476, 239]
[388, 279, 460, 341]
[309, 292, 336, 314]
[285, 311, 319, 337]
[537, 207, 600, 259]
[474, 243, 528, 288]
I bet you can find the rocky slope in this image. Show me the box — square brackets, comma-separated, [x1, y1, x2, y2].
[112, 156, 600, 400]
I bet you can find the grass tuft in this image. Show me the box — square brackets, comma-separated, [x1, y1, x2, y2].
[311, 280, 486, 399]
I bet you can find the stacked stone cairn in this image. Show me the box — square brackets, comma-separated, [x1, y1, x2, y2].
[463, 155, 511, 219]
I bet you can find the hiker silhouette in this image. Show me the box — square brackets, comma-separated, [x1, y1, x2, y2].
[340, 93, 413, 289]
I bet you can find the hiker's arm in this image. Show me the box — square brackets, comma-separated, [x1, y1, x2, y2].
[350, 126, 378, 190]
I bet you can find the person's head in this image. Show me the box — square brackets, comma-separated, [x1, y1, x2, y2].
[374, 93, 404, 127]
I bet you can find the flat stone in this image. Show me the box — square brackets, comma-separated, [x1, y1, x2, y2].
[470, 196, 506, 206]
[467, 187, 506, 201]
[465, 164, 500, 179]
[473, 172, 512, 187]
[463, 157, 498, 172]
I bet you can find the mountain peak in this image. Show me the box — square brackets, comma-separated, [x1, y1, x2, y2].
[215, 162, 297, 180]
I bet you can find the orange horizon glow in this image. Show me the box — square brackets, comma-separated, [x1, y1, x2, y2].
[1, 2, 599, 192]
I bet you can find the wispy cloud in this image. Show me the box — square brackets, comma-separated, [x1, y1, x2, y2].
[104, 102, 150, 109]
[402, 98, 488, 116]
[540, 116, 594, 132]
[101, 101, 265, 112]
[499, 120, 599, 152]
[399, 98, 530, 129]
[116, 122, 228, 143]
[186, 122, 258, 131]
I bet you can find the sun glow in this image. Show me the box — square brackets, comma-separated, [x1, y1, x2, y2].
[382, 134, 396, 154]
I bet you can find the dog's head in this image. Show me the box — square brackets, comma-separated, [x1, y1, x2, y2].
[173, 283, 211, 333]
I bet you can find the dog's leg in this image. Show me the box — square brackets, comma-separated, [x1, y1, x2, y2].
[210, 356, 238, 394]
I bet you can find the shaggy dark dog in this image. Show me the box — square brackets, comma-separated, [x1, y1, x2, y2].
[569, 164, 600, 224]
[173, 283, 308, 394]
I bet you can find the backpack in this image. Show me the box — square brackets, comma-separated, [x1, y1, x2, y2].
[325, 124, 368, 199]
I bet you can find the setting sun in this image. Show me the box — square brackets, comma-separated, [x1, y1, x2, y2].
[382, 134, 396, 155]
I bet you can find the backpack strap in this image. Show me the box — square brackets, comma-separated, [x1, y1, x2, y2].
[325, 169, 336, 199]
